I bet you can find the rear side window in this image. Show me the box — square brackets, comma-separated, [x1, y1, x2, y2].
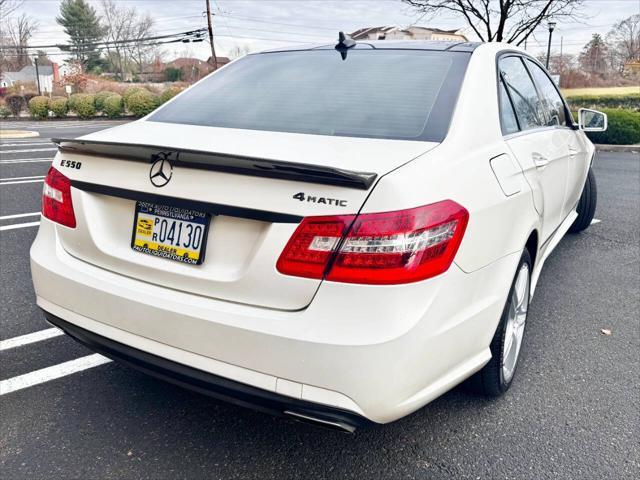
[525, 59, 567, 126]
[499, 80, 519, 134]
[499, 56, 545, 131]
[149, 49, 470, 142]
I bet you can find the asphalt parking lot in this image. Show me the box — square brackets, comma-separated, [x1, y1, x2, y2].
[0, 119, 638, 480]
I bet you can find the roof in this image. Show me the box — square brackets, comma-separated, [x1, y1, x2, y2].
[1, 65, 54, 82]
[164, 56, 231, 69]
[164, 57, 210, 68]
[259, 40, 482, 55]
[350, 25, 464, 39]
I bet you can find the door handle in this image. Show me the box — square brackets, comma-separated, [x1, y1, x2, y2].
[569, 146, 579, 156]
[532, 152, 550, 169]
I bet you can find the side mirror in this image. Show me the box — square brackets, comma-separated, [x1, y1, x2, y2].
[578, 108, 607, 132]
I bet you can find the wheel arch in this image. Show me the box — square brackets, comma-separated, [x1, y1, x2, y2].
[525, 229, 539, 269]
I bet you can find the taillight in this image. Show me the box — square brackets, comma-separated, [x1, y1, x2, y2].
[42, 166, 76, 228]
[277, 200, 468, 284]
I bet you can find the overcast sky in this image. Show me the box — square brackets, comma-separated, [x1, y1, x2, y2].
[14, 0, 640, 62]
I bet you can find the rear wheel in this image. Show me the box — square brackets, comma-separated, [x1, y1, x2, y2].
[470, 249, 531, 397]
[568, 167, 597, 233]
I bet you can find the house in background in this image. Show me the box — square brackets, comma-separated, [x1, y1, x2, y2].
[623, 59, 640, 75]
[0, 63, 60, 92]
[350, 26, 467, 42]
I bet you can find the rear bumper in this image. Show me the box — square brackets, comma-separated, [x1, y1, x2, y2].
[31, 218, 521, 423]
[44, 311, 369, 432]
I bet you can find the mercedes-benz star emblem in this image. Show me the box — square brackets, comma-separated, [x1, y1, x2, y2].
[149, 154, 173, 188]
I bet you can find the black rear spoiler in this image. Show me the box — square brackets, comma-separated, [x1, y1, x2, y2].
[52, 138, 377, 190]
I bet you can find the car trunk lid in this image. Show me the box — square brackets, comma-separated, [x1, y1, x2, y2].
[51, 120, 438, 310]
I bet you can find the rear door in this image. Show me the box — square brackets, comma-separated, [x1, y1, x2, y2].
[499, 55, 570, 243]
[523, 58, 590, 217]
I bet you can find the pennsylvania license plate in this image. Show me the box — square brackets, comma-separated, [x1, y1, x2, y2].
[131, 201, 210, 265]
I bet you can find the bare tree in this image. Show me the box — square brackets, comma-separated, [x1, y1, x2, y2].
[4, 13, 39, 70]
[0, 0, 23, 17]
[101, 0, 158, 80]
[402, 0, 585, 45]
[100, 0, 135, 79]
[606, 14, 640, 72]
[228, 44, 251, 60]
[127, 13, 157, 76]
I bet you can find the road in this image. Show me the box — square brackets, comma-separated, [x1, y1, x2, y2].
[1, 120, 638, 480]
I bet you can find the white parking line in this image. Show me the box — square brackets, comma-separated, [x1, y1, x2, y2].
[0, 328, 64, 351]
[0, 221, 40, 231]
[0, 212, 40, 220]
[0, 175, 45, 181]
[0, 148, 57, 154]
[0, 354, 112, 395]
[0, 143, 51, 147]
[0, 158, 52, 164]
[591, 218, 601, 225]
[0, 179, 44, 185]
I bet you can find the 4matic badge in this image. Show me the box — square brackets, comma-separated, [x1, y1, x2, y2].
[292, 192, 348, 207]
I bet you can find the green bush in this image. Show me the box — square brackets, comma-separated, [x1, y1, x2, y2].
[70, 93, 96, 119]
[583, 108, 640, 145]
[28, 96, 49, 119]
[123, 86, 147, 107]
[159, 86, 182, 104]
[95, 90, 117, 112]
[126, 90, 159, 117]
[49, 97, 69, 118]
[0, 105, 11, 118]
[567, 93, 640, 111]
[102, 94, 124, 118]
[68, 93, 81, 112]
[5, 94, 25, 116]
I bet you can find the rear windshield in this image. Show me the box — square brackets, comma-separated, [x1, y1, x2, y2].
[149, 49, 470, 141]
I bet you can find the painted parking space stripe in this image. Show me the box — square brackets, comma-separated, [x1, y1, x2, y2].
[0, 175, 45, 181]
[0, 328, 64, 352]
[0, 158, 52, 164]
[0, 148, 57, 154]
[0, 221, 40, 231]
[0, 354, 112, 395]
[591, 218, 601, 225]
[0, 179, 44, 185]
[0, 212, 40, 220]
[0, 143, 52, 148]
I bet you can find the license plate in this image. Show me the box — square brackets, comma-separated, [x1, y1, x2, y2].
[131, 201, 210, 265]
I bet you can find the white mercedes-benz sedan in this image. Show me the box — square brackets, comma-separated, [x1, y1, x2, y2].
[31, 38, 606, 432]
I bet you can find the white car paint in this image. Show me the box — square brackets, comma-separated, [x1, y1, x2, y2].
[31, 41, 597, 425]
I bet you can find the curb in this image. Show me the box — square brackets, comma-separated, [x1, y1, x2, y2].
[596, 144, 639, 153]
[0, 130, 40, 139]
[2, 116, 132, 122]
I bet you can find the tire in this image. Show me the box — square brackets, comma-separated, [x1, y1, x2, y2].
[468, 248, 532, 397]
[568, 167, 597, 233]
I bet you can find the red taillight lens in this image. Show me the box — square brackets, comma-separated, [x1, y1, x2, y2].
[276, 214, 355, 279]
[276, 200, 468, 284]
[42, 166, 76, 228]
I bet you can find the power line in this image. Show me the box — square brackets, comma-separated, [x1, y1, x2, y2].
[0, 28, 207, 51]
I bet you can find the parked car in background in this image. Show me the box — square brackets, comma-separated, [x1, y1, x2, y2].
[31, 38, 606, 432]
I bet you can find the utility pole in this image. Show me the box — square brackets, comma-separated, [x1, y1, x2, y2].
[34, 56, 42, 96]
[559, 36, 564, 77]
[205, 0, 218, 70]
